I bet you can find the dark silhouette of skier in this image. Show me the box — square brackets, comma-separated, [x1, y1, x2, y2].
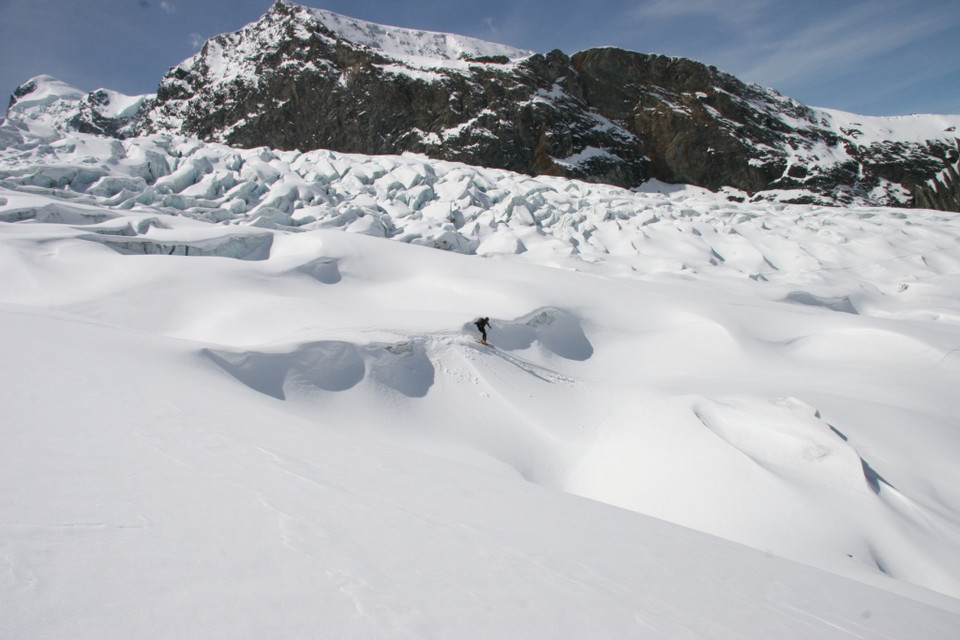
[474, 317, 491, 345]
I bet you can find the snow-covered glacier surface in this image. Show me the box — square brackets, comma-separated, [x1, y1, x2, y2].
[3, 101, 960, 638]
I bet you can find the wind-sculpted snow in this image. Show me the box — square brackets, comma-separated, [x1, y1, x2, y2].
[690, 394, 960, 593]
[3, 126, 960, 299]
[205, 341, 367, 398]
[0, 200, 116, 225]
[481, 308, 594, 361]
[80, 228, 274, 260]
[205, 338, 435, 400]
[4, 118, 960, 636]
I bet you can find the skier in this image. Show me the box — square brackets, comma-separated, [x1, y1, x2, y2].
[474, 317, 491, 345]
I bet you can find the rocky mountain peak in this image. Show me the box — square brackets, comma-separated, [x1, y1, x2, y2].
[274, 0, 533, 65]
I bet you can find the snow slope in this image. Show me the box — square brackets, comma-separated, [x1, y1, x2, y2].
[296, 2, 533, 66]
[2, 93, 960, 636]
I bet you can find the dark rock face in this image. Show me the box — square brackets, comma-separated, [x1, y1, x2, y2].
[569, 48, 960, 212]
[914, 143, 960, 211]
[8, 79, 40, 111]
[68, 90, 143, 138]
[20, 1, 960, 211]
[571, 48, 787, 193]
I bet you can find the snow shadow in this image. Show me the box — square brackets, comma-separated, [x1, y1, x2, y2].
[204, 338, 435, 400]
[829, 425, 897, 495]
[204, 342, 365, 400]
[784, 291, 858, 315]
[295, 256, 342, 284]
[471, 307, 593, 361]
[692, 396, 894, 496]
[80, 232, 274, 261]
[363, 341, 434, 398]
[0, 202, 116, 225]
[78, 217, 169, 237]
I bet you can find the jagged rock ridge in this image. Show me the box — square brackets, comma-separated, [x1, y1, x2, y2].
[6, 0, 960, 211]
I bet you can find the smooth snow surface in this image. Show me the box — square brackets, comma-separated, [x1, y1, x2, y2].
[298, 3, 533, 66]
[3, 95, 960, 637]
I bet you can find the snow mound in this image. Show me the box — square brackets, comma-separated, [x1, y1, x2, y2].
[481, 307, 594, 361]
[6, 75, 85, 113]
[205, 338, 435, 400]
[205, 341, 367, 398]
[693, 396, 877, 491]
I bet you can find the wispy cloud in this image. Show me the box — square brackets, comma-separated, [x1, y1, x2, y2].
[731, 2, 953, 87]
[604, 0, 960, 112]
[159, 2, 176, 14]
[615, 0, 781, 61]
[624, 0, 958, 95]
[630, 0, 773, 23]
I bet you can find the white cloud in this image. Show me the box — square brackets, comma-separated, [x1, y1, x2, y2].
[160, 1, 176, 13]
[189, 33, 205, 50]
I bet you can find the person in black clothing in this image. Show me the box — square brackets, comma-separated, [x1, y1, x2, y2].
[474, 317, 491, 344]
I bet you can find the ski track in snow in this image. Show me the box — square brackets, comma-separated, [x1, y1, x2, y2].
[3, 105, 960, 637]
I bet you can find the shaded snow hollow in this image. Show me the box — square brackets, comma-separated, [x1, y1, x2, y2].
[2, 92, 960, 637]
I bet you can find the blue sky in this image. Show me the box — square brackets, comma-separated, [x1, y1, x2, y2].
[2, 0, 958, 116]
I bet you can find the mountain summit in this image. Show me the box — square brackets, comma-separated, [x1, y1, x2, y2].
[6, 1, 960, 210]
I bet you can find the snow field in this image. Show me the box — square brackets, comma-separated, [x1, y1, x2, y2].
[5, 301, 958, 639]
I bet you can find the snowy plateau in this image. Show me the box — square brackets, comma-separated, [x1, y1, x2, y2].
[3, 19, 960, 640]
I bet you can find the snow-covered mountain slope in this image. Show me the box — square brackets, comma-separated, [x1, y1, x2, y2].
[155, 0, 530, 98]
[3, 97, 960, 636]
[4, 75, 150, 141]
[294, 2, 533, 66]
